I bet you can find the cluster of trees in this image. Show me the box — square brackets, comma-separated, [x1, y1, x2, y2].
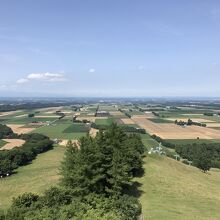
[2, 124, 145, 219]
[152, 111, 160, 117]
[55, 111, 65, 120]
[0, 124, 14, 139]
[204, 112, 214, 116]
[151, 135, 175, 149]
[151, 134, 220, 172]
[174, 119, 206, 127]
[0, 133, 53, 177]
[125, 112, 132, 118]
[28, 113, 35, 118]
[175, 143, 220, 171]
[121, 126, 146, 134]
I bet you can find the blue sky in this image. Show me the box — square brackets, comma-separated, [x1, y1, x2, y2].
[0, 0, 220, 97]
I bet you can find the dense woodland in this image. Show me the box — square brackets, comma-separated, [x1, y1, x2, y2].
[175, 144, 220, 171]
[0, 124, 145, 219]
[151, 134, 220, 171]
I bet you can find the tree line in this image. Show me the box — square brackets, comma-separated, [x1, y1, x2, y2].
[1, 124, 145, 219]
[0, 133, 53, 177]
[175, 143, 220, 171]
[174, 119, 206, 127]
[151, 134, 220, 172]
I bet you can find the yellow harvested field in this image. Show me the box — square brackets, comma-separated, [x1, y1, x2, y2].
[206, 123, 220, 128]
[0, 139, 25, 150]
[132, 118, 220, 139]
[15, 114, 27, 118]
[6, 124, 35, 134]
[35, 115, 59, 118]
[109, 111, 124, 116]
[89, 128, 99, 138]
[166, 118, 214, 123]
[121, 118, 135, 124]
[131, 115, 147, 119]
[0, 110, 22, 117]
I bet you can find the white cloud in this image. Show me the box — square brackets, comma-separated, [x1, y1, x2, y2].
[27, 72, 64, 80]
[89, 68, 95, 73]
[16, 78, 29, 84]
[16, 72, 66, 84]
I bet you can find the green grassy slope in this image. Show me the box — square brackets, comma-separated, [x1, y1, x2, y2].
[0, 139, 7, 148]
[0, 146, 65, 209]
[135, 155, 220, 220]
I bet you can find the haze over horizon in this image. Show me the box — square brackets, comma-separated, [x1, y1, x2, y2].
[0, 0, 220, 97]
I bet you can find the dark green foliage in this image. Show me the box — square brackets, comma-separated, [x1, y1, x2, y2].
[151, 134, 175, 149]
[61, 124, 144, 196]
[175, 119, 206, 127]
[4, 124, 143, 219]
[12, 193, 39, 209]
[0, 124, 13, 138]
[125, 112, 131, 118]
[28, 113, 35, 118]
[204, 112, 214, 116]
[6, 192, 140, 220]
[175, 143, 220, 170]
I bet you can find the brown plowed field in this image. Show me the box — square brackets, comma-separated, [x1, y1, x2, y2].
[132, 118, 220, 139]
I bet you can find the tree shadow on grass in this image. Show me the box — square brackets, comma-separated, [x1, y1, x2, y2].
[124, 168, 145, 198]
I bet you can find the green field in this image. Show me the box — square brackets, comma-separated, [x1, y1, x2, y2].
[34, 123, 87, 139]
[140, 134, 159, 149]
[63, 123, 89, 133]
[135, 155, 220, 220]
[0, 139, 7, 148]
[149, 118, 173, 123]
[0, 146, 65, 209]
[95, 118, 114, 125]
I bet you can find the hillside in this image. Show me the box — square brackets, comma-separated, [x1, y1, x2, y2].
[136, 155, 220, 220]
[0, 146, 65, 209]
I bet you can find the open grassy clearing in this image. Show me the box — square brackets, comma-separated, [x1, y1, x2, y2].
[0, 139, 7, 148]
[135, 155, 220, 220]
[0, 146, 65, 209]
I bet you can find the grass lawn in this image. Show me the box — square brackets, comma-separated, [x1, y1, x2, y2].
[135, 155, 220, 220]
[165, 139, 220, 145]
[0, 139, 7, 148]
[95, 118, 114, 125]
[34, 123, 87, 139]
[0, 146, 65, 209]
